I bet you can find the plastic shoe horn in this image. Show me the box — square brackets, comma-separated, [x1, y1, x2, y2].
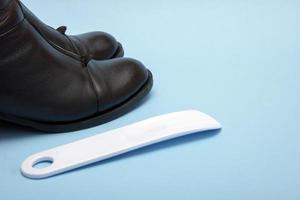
[21, 110, 222, 179]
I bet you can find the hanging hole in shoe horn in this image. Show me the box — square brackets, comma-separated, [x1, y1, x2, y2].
[32, 157, 54, 169]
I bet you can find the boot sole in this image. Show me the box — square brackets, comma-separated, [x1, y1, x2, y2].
[0, 70, 153, 133]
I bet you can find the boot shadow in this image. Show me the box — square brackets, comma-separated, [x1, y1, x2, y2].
[0, 92, 154, 141]
[0, 120, 40, 141]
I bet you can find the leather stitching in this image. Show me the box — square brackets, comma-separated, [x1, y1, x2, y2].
[0, 17, 25, 38]
[86, 62, 100, 112]
[65, 35, 82, 56]
[17, 0, 82, 62]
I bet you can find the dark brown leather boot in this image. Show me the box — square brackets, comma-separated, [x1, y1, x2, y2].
[0, 0, 153, 132]
[18, 0, 124, 61]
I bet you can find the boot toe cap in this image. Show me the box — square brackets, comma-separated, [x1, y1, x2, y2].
[87, 58, 150, 112]
[72, 31, 119, 60]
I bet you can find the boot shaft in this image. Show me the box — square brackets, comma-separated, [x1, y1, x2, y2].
[17, 0, 78, 54]
[0, 0, 10, 9]
[0, 0, 23, 36]
[0, 0, 97, 122]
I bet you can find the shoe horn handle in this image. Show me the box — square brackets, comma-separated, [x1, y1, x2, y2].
[21, 110, 222, 179]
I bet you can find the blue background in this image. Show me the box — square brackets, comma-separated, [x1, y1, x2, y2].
[0, 0, 299, 199]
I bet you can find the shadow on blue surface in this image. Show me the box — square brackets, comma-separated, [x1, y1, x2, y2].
[56, 128, 221, 178]
[0, 92, 154, 141]
[0, 120, 40, 141]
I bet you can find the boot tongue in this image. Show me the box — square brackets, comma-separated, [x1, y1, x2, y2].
[56, 26, 67, 34]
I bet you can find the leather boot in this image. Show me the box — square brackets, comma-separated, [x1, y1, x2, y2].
[18, 0, 124, 60]
[0, 0, 153, 132]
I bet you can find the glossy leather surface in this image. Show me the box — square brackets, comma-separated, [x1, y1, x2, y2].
[88, 58, 148, 112]
[69, 32, 119, 60]
[0, 0, 9, 9]
[18, 0, 120, 60]
[0, 0, 150, 123]
[0, 0, 23, 35]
